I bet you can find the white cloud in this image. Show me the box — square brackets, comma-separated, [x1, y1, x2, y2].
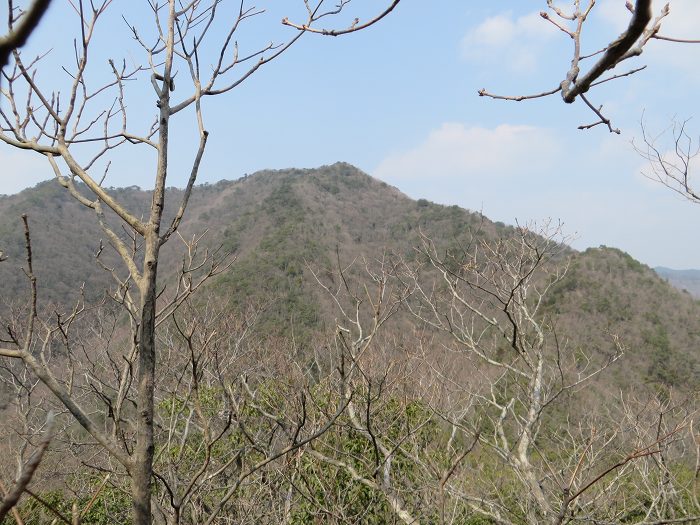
[644, 0, 700, 79]
[468, 14, 516, 47]
[658, 0, 700, 37]
[373, 122, 562, 212]
[0, 147, 51, 195]
[595, 0, 632, 32]
[461, 11, 558, 73]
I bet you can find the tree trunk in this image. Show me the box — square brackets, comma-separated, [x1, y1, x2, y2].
[131, 4, 173, 519]
[132, 239, 159, 525]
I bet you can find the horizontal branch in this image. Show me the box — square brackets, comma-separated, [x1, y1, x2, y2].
[478, 86, 561, 102]
[0, 347, 24, 358]
[653, 34, 700, 44]
[282, 0, 401, 37]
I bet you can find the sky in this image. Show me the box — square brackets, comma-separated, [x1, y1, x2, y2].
[1, 0, 700, 269]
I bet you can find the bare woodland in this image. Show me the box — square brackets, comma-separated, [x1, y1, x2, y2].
[0, 0, 699, 524]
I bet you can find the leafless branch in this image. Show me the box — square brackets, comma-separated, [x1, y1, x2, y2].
[282, 0, 401, 37]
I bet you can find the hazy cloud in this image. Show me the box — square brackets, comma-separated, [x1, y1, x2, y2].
[595, 0, 632, 31]
[645, 0, 700, 79]
[374, 122, 560, 186]
[460, 11, 557, 73]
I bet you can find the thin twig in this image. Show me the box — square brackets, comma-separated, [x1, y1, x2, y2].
[282, 0, 401, 37]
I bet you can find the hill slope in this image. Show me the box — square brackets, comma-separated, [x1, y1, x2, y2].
[0, 163, 697, 392]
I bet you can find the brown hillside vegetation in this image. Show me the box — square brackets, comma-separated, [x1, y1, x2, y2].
[1, 163, 696, 392]
[1, 163, 698, 524]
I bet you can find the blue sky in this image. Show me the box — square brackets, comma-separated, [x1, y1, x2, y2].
[1, 0, 699, 268]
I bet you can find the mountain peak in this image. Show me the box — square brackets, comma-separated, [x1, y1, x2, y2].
[1, 164, 697, 391]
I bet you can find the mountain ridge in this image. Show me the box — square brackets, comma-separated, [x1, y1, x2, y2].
[655, 266, 700, 298]
[0, 162, 697, 392]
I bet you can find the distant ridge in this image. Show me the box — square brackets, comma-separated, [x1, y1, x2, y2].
[655, 266, 700, 298]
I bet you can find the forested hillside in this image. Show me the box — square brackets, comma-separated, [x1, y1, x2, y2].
[1, 163, 698, 524]
[2, 163, 697, 390]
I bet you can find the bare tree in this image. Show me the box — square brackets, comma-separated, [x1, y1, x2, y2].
[636, 118, 700, 203]
[0, 1, 401, 523]
[394, 223, 698, 524]
[306, 253, 427, 524]
[291, 228, 700, 524]
[149, 298, 352, 525]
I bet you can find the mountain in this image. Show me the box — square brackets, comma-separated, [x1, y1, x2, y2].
[0, 163, 698, 392]
[655, 266, 700, 298]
